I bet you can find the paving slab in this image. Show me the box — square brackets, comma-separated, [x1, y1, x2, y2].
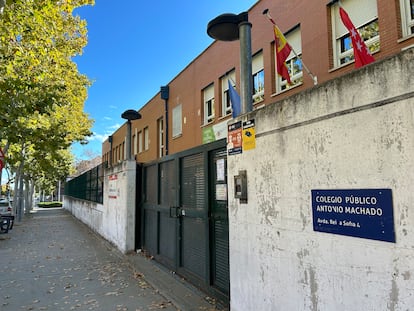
[0, 208, 225, 311]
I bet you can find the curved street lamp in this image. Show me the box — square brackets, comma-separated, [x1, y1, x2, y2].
[207, 12, 253, 114]
[121, 109, 141, 160]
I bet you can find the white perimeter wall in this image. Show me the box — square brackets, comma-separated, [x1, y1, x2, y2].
[228, 48, 414, 311]
[64, 160, 136, 253]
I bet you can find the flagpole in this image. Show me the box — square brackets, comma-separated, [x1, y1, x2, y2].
[226, 74, 236, 86]
[225, 73, 241, 118]
[263, 9, 318, 86]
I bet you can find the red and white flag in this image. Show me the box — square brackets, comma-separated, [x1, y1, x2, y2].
[0, 148, 4, 171]
[339, 7, 375, 68]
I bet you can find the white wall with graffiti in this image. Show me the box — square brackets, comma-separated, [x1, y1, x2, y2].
[64, 160, 136, 253]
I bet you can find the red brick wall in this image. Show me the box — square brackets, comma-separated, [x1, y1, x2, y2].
[103, 0, 414, 165]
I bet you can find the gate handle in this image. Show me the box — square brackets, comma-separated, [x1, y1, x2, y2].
[169, 206, 180, 218]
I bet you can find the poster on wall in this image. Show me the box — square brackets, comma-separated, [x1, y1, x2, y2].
[216, 184, 228, 201]
[228, 119, 256, 155]
[242, 119, 256, 151]
[311, 189, 395, 243]
[216, 158, 225, 181]
[227, 121, 242, 155]
[108, 174, 118, 199]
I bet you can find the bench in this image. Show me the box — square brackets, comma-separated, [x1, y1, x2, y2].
[0, 215, 14, 233]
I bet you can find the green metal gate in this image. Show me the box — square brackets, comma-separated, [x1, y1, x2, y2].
[141, 139, 229, 302]
[210, 148, 230, 296]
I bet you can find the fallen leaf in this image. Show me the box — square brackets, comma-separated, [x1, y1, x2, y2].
[104, 291, 119, 296]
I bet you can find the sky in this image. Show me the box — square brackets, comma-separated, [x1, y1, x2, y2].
[71, 0, 259, 160]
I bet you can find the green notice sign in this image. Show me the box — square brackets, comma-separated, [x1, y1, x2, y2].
[202, 127, 216, 144]
[202, 121, 228, 144]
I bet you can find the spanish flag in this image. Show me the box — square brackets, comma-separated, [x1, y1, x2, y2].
[273, 24, 292, 84]
[264, 9, 317, 85]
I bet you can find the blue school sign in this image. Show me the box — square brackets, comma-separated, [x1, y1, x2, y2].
[311, 189, 395, 243]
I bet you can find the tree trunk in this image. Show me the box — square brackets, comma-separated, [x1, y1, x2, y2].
[28, 181, 35, 210]
[24, 179, 33, 213]
[13, 159, 25, 222]
[18, 174, 24, 217]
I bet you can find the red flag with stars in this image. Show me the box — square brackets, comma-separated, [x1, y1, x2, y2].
[339, 7, 375, 68]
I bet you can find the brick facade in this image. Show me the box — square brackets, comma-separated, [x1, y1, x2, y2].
[102, 0, 414, 165]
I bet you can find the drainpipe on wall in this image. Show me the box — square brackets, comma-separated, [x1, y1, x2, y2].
[161, 86, 169, 156]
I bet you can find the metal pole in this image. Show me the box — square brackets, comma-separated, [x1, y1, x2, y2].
[126, 121, 132, 160]
[239, 20, 253, 114]
[58, 180, 61, 202]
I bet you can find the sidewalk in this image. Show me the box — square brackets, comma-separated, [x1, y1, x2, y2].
[124, 249, 226, 311]
[0, 208, 227, 311]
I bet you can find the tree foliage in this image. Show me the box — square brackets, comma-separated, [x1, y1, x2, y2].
[0, 0, 94, 201]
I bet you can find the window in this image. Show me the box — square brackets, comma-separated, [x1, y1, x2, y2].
[331, 0, 379, 67]
[203, 84, 215, 124]
[138, 131, 143, 153]
[144, 127, 149, 151]
[172, 104, 182, 137]
[276, 27, 303, 92]
[252, 52, 264, 103]
[401, 0, 414, 37]
[157, 118, 164, 158]
[221, 70, 236, 117]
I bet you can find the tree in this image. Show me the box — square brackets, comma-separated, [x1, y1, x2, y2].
[0, 0, 95, 217]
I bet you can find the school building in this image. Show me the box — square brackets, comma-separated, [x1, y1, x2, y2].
[102, 0, 414, 165]
[65, 0, 414, 309]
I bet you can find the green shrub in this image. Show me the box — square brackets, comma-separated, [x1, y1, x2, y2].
[37, 202, 63, 208]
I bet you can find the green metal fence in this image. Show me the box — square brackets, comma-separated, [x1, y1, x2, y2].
[65, 164, 104, 204]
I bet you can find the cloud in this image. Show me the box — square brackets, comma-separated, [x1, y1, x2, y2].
[87, 123, 122, 143]
[103, 116, 112, 121]
[109, 105, 117, 109]
[108, 123, 121, 130]
[88, 133, 108, 142]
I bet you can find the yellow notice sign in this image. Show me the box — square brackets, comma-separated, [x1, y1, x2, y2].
[242, 119, 256, 151]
